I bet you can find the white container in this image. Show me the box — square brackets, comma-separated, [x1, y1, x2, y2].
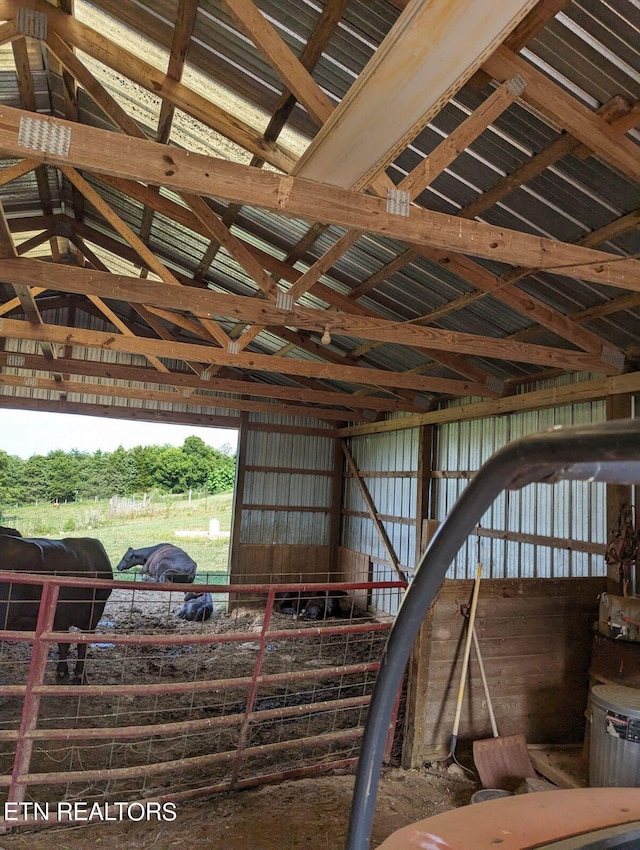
[589, 684, 640, 787]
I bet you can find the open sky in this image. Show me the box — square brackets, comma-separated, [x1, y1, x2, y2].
[1, 410, 238, 459]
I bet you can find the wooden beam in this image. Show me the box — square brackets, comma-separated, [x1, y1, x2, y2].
[460, 96, 633, 221]
[59, 165, 232, 349]
[276, 77, 523, 308]
[339, 371, 640, 437]
[0, 373, 363, 422]
[56, 212, 489, 393]
[87, 178, 497, 386]
[0, 107, 636, 292]
[399, 76, 525, 201]
[0, 19, 18, 46]
[0, 393, 243, 429]
[263, 0, 349, 143]
[0, 257, 621, 375]
[341, 440, 406, 582]
[0, 204, 60, 373]
[0, 316, 492, 395]
[0, 0, 297, 173]
[293, 0, 538, 189]
[44, 33, 282, 321]
[0, 158, 38, 187]
[0, 350, 423, 413]
[482, 46, 639, 182]
[222, 0, 334, 128]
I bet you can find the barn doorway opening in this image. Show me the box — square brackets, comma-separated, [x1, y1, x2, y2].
[0, 408, 239, 586]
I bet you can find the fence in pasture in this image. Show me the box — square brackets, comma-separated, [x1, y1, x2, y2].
[0, 571, 406, 831]
[108, 494, 154, 518]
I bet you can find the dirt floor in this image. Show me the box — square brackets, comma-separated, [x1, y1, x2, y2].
[0, 583, 479, 850]
[0, 766, 476, 849]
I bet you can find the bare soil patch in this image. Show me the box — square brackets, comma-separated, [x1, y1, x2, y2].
[0, 586, 407, 823]
[0, 767, 475, 849]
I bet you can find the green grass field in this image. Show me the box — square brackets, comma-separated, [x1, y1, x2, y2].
[3, 492, 233, 577]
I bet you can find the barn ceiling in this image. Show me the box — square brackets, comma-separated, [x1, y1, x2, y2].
[0, 0, 638, 433]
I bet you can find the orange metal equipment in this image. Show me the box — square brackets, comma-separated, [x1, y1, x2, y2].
[376, 788, 640, 850]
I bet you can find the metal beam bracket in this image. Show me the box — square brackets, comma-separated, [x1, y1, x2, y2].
[507, 74, 526, 97]
[386, 189, 410, 217]
[484, 375, 506, 396]
[275, 291, 294, 311]
[18, 116, 70, 158]
[600, 345, 625, 373]
[16, 8, 47, 39]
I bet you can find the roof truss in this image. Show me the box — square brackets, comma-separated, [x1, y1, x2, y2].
[0, 0, 638, 429]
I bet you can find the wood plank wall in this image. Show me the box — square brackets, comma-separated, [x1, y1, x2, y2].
[403, 576, 606, 767]
[234, 543, 333, 583]
[338, 546, 371, 610]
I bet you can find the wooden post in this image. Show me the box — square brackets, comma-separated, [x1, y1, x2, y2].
[329, 429, 345, 580]
[228, 411, 249, 587]
[606, 395, 632, 594]
[415, 424, 434, 567]
[402, 519, 440, 768]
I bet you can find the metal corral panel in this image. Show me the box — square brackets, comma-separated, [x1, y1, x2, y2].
[434, 391, 607, 580]
[343, 429, 418, 615]
[240, 414, 335, 546]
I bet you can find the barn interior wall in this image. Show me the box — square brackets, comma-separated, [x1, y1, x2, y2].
[229, 413, 338, 583]
[341, 424, 419, 616]
[432, 397, 609, 580]
[402, 390, 639, 767]
[403, 576, 606, 767]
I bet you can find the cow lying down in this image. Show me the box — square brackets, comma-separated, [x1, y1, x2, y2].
[275, 590, 354, 620]
[176, 592, 214, 622]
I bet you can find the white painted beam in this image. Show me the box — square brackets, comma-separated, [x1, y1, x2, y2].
[293, 0, 539, 189]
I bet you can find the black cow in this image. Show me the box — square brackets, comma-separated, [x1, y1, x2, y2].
[300, 590, 353, 620]
[116, 544, 197, 583]
[274, 590, 310, 615]
[0, 526, 21, 537]
[275, 590, 353, 620]
[0, 535, 113, 683]
[176, 592, 214, 622]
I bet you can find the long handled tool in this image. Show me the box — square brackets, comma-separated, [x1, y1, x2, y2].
[470, 617, 536, 791]
[470, 624, 498, 739]
[447, 562, 482, 766]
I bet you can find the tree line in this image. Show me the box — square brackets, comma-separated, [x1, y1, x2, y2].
[0, 436, 237, 506]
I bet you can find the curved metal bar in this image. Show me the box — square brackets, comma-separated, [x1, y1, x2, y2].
[346, 418, 640, 850]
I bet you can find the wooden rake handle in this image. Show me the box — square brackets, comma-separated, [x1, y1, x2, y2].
[449, 563, 482, 754]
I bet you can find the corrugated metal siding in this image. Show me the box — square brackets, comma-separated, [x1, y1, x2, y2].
[239, 413, 335, 545]
[434, 396, 608, 579]
[342, 428, 418, 615]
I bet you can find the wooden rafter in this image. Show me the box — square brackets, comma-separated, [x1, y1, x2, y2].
[0, 257, 624, 376]
[91, 175, 497, 387]
[0, 0, 637, 432]
[482, 47, 639, 182]
[0, 0, 298, 173]
[222, 0, 335, 129]
[0, 108, 635, 291]
[0, 351, 426, 414]
[18, 16, 612, 386]
[0, 373, 364, 423]
[292, 0, 539, 189]
[0, 316, 495, 396]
